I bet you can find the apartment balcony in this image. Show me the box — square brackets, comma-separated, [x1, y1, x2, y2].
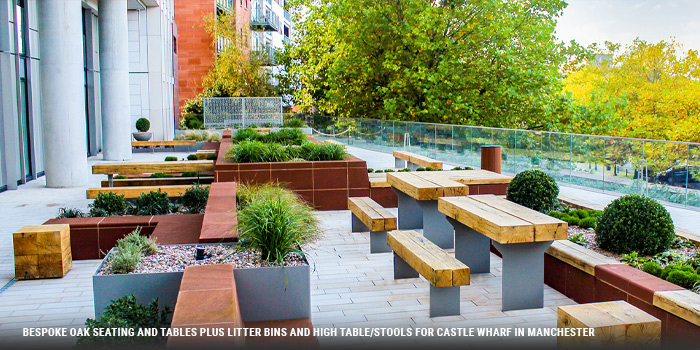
[250, 7, 280, 32]
[254, 45, 277, 66]
[216, 0, 234, 12]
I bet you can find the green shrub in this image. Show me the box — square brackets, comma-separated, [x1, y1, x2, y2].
[565, 216, 581, 227]
[578, 216, 597, 229]
[284, 118, 305, 128]
[571, 209, 589, 219]
[384, 169, 395, 173]
[114, 175, 128, 179]
[263, 123, 273, 128]
[237, 186, 320, 264]
[264, 128, 305, 145]
[90, 192, 127, 217]
[118, 227, 158, 255]
[206, 154, 217, 160]
[164, 156, 177, 161]
[181, 184, 209, 214]
[233, 127, 261, 143]
[641, 261, 663, 277]
[595, 194, 675, 255]
[374, 169, 383, 173]
[452, 166, 462, 170]
[652, 250, 686, 266]
[506, 170, 559, 213]
[260, 142, 290, 162]
[666, 270, 700, 289]
[248, 123, 258, 128]
[181, 171, 198, 177]
[317, 143, 346, 160]
[128, 190, 171, 216]
[135, 118, 150, 132]
[150, 173, 174, 178]
[367, 168, 374, 173]
[398, 168, 411, 172]
[227, 140, 266, 163]
[109, 241, 142, 274]
[56, 207, 86, 218]
[77, 295, 170, 346]
[620, 252, 646, 268]
[660, 264, 695, 280]
[416, 167, 426, 171]
[187, 154, 198, 161]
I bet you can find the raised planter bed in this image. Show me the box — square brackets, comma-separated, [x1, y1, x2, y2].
[543, 240, 700, 344]
[100, 176, 215, 188]
[214, 137, 370, 210]
[93, 244, 310, 322]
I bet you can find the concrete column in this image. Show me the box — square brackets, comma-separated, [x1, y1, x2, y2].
[38, 0, 88, 187]
[99, 0, 132, 160]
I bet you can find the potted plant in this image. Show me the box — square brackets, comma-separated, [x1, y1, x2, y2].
[133, 118, 152, 141]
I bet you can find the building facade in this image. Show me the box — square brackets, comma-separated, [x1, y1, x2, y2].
[0, 0, 178, 191]
[174, 0, 292, 118]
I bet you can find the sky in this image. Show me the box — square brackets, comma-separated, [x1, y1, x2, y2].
[555, 0, 700, 52]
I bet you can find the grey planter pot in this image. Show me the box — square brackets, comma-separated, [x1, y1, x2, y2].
[92, 245, 311, 322]
[133, 132, 152, 141]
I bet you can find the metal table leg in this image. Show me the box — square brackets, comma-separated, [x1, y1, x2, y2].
[395, 158, 406, 168]
[418, 200, 454, 249]
[370, 231, 390, 253]
[492, 240, 553, 311]
[393, 189, 423, 230]
[351, 213, 368, 232]
[447, 217, 491, 273]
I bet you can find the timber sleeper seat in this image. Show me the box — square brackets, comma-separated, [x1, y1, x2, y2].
[393, 150, 443, 170]
[348, 197, 397, 253]
[92, 160, 214, 187]
[86, 184, 210, 199]
[387, 230, 470, 317]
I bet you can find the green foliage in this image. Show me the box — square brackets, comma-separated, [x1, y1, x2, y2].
[128, 190, 172, 216]
[237, 185, 320, 264]
[77, 295, 170, 346]
[374, 169, 383, 173]
[187, 154, 198, 161]
[641, 261, 663, 277]
[578, 217, 597, 229]
[316, 143, 346, 161]
[284, 118, 306, 128]
[666, 270, 700, 289]
[90, 192, 127, 217]
[506, 170, 559, 213]
[181, 184, 210, 214]
[651, 250, 686, 266]
[595, 194, 675, 255]
[135, 118, 150, 132]
[206, 154, 218, 160]
[56, 207, 86, 218]
[114, 175, 128, 179]
[150, 173, 174, 178]
[109, 241, 142, 274]
[181, 172, 198, 177]
[620, 252, 647, 268]
[568, 233, 588, 247]
[367, 168, 374, 173]
[278, 0, 584, 127]
[384, 169, 394, 173]
[118, 227, 158, 256]
[416, 167, 426, 171]
[226, 140, 346, 163]
[398, 168, 411, 172]
[234, 127, 305, 146]
[671, 236, 696, 249]
[164, 156, 177, 161]
[660, 264, 695, 280]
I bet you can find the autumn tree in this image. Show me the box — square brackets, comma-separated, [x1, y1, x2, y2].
[278, 0, 585, 129]
[562, 39, 700, 143]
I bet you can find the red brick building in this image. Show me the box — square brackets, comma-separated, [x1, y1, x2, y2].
[174, 0, 250, 119]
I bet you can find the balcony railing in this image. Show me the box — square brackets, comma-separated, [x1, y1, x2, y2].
[284, 9, 291, 22]
[216, 0, 234, 11]
[251, 7, 280, 32]
[254, 45, 277, 66]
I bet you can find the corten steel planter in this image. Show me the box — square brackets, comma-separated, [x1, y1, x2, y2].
[93, 244, 311, 322]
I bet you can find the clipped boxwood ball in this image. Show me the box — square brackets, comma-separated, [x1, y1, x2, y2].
[506, 170, 559, 212]
[135, 117, 150, 132]
[595, 194, 674, 255]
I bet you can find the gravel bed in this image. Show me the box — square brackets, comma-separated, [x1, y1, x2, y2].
[566, 226, 698, 261]
[97, 244, 307, 275]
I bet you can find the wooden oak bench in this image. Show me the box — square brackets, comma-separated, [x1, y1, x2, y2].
[86, 184, 209, 199]
[93, 160, 214, 187]
[348, 197, 397, 253]
[393, 150, 443, 170]
[168, 264, 244, 347]
[387, 230, 470, 317]
[558, 301, 660, 347]
[195, 149, 216, 160]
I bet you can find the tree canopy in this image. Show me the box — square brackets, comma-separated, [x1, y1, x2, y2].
[278, 0, 585, 129]
[562, 39, 700, 143]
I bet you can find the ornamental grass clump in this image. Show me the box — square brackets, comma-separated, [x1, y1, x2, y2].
[109, 227, 158, 274]
[506, 170, 559, 213]
[595, 194, 675, 255]
[236, 186, 320, 265]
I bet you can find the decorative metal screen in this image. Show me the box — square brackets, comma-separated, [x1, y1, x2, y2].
[203, 97, 283, 127]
